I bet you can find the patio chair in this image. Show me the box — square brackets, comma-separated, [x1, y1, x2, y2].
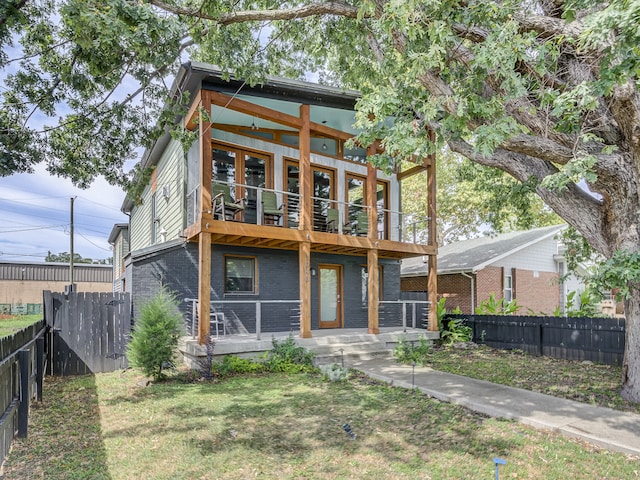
[261, 190, 284, 225]
[212, 183, 245, 221]
[325, 208, 340, 233]
[354, 212, 369, 236]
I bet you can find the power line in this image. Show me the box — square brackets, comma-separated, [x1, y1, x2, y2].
[0, 224, 67, 233]
[0, 196, 125, 221]
[76, 231, 112, 252]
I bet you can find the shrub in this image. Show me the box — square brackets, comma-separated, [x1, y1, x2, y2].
[211, 355, 265, 377]
[264, 335, 316, 373]
[393, 336, 431, 365]
[127, 287, 183, 381]
[440, 318, 473, 345]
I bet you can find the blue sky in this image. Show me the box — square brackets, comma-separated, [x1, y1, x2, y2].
[0, 165, 128, 263]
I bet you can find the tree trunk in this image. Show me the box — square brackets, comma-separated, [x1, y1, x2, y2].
[622, 290, 640, 402]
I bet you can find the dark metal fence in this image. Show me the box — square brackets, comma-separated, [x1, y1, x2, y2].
[43, 291, 131, 375]
[0, 320, 46, 469]
[444, 314, 626, 365]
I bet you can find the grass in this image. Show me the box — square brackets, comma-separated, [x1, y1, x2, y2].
[0, 314, 42, 338]
[3, 366, 639, 479]
[421, 343, 640, 414]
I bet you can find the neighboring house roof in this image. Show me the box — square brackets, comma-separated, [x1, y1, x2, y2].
[401, 225, 567, 277]
[108, 223, 129, 245]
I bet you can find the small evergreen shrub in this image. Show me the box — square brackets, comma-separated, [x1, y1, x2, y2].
[126, 287, 183, 381]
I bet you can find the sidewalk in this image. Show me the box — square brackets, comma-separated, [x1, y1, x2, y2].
[350, 357, 640, 457]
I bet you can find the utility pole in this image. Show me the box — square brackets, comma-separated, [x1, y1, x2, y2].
[69, 196, 75, 293]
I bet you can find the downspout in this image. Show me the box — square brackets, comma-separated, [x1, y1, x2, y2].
[461, 271, 475, 314]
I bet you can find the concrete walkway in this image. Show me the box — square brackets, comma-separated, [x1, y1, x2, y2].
[350, 357, 640, 457]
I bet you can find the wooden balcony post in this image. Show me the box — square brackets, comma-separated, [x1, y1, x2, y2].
[197, 90, 214, 344]
[299, 104, 312, 232]
[299, 241, 312, 338]
[198, 232, 212, 344]
[366, 146, 378, 240]
[367, 249, 379, 334]
[426, 127, 438, 331]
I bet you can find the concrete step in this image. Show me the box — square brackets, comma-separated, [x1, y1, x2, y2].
[313, 348, 394, 367]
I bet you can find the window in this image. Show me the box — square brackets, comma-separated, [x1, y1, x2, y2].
[225, 256, 257, 294]
[346, 174, 366, 225]
[361, 266, 383, 305]
[504, 274, 513, 302]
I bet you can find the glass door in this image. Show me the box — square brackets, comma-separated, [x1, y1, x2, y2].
[319, 265, 342, 328]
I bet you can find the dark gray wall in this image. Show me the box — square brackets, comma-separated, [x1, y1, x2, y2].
[129, 242, 402, 334]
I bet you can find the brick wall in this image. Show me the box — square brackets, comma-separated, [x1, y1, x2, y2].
[476, 266, 503, 307]
[401, 276, 427, 292]
[513, 268, 559, 315]
[438, 274, 473, 313]
[130, 243, 401, 333]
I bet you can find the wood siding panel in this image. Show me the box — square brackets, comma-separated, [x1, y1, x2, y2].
[130, 139, 185, 251]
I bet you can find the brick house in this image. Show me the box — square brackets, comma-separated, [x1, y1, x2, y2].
[401, 225, 582, 315]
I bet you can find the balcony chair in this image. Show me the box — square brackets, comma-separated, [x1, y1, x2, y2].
[325, 208, 340, 233]
[354, 212, 369, 236]
[261, 190, 284, 226]
[212, 183, 245, 221]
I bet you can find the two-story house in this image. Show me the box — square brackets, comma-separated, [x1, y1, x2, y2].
[112, 61, 437, 345]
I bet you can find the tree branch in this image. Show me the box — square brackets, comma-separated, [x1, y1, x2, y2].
[148, 0, 362, 24]
[448, 138, 610, 254]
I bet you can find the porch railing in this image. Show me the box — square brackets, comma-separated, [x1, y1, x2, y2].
[194, 181, 429, 245]
[185, 298, 301, 340]
[379, 300, 431, 331]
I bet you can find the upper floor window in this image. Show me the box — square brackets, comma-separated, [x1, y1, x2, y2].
[151, 192, 160, 244]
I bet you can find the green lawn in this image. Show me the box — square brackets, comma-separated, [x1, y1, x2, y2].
[3, 367, 638, 479]
[0, 314, 42, 338]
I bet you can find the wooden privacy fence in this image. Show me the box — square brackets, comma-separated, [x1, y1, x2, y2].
[0, 320, 46, 470]
[444, 314, 626, 365]
[43, 291, 132, 375]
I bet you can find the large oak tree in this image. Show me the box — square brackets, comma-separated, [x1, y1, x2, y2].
[2, 0, 640, 400]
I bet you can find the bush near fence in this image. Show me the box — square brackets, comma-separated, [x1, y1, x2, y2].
[443, 314, 626, 366]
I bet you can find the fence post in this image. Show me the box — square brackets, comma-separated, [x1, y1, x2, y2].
[538, 321, 544, 356]
[256, 302, 261, 341]
[17, 350, 29, 438]
[36, 337, 44, 401]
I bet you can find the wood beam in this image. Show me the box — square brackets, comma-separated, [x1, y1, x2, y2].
[209, 91, 354, 141]
[300, 105, 312, 232]
[366, 145, 379, 241]
[197, 232, 212, 344]
[398, 165, 427, 181]
[200, 91, 213, 221]
[299, 241, 312, 338]
[427, 127, 438, 331]
[367, 248, 379, 334]
[184, 89, 203, 131]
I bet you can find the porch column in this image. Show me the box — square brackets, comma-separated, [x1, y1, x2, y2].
[366, 145, 380, 334]
[299, 241, 312, 338]
[426, 128, 438, 331]
[427, 254, 438, 331]
[197, 91, 214, 344]
[299, 104, 312, 231]
[198, 232, 212, 344]
[367, 248, 379, 334]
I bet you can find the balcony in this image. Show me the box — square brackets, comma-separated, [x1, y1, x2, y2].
[185, 182, 434, 258]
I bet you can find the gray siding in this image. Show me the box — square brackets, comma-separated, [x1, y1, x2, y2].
[0, 262, 112, 282]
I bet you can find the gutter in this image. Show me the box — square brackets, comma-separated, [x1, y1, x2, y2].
[460, 271, 475, 314]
